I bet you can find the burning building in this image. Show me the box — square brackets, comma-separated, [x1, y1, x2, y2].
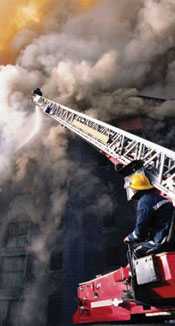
[0, 0, 175, 325]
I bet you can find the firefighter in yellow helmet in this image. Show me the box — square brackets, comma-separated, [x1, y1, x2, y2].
[123, 172, 174, 256]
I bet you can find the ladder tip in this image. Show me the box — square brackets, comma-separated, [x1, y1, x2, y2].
[33, 88, 43, 97]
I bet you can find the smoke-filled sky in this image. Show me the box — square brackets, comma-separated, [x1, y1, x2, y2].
[0, 0, 175, 324]
[1, 0, 175, 158]
[0, 0, 98, 63]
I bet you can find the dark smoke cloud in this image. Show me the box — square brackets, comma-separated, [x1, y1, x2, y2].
[0, 0, 175, 324]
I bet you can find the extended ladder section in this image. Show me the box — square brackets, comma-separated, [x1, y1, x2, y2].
[33, 94, 175, 203]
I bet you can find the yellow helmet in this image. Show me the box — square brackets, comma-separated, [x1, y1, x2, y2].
[124, 172, 154, 201]
[129, 173, 154, 191]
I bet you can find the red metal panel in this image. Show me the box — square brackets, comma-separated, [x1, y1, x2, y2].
[73, 252, 175, 324]
[151, 252, 175, 298]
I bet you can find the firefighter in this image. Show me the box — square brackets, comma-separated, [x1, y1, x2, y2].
[123, 172, 174, 257]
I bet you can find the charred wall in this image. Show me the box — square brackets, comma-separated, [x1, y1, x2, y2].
[0, 218, 63, 326]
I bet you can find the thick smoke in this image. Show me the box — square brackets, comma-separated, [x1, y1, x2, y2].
[16, 0, 175, 117]
[0, 0, 175, 325]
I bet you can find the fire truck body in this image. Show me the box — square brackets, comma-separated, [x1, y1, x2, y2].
[73, 251, 175, 323]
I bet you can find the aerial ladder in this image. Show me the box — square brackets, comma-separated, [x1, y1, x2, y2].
[33, 89, 175, 323]
[33, 89, 175, 204]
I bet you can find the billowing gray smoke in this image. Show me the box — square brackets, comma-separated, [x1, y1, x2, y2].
[0, 0, 175, 325]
